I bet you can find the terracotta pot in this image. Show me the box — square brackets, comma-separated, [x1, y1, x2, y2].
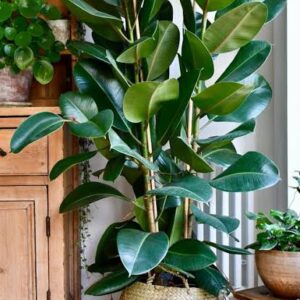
[120, 282, 217, 300]
[0, 68, 32, 103]
[255, 250, 300, 298]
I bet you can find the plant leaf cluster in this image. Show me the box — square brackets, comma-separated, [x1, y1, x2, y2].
[0, 0, 64, 84]
[10, 0, 286, 296]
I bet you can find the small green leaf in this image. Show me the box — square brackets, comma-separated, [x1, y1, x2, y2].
[109, 130, 158, 171]
[149, 175, 212, 203]
[204, 3, 267, 53]
[59, 91, 98, 123]
[32, 60, 54, 84]
[14, 46, 34, 70]
[193, 82, 252, 115]
[117, 229, 169, 275]
[85, 268, 138, 296]
[123, 79, 179, 123]
[103, 156, 125, 182]
[11, 112, 64, 153]
[180, 0, 196, 32]
[182, 30, 214, 80]
[59, 182, 130, 212]
[210, 151, 280, 192]
[169, 204, 185, 246]
[15, 31, 32, 47]
[140, 0, 167, 28]
[194, 267, 230, 296]
[196, 0, 235, 11]
[205, 241, 250, 255]
[217, 40, 271, 82]
[18, 0, 43, 18]
[0, 2, 13, 22]
[164, 239, 217, 271]
[50, 151, 97, 180]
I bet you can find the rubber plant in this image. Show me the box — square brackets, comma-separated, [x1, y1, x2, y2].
[10, 0, 286, 297]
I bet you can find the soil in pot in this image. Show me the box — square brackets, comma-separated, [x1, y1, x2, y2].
[255, 250, 300, 298]
[0, 68, 32, 104]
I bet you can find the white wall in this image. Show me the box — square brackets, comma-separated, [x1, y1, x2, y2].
[81, 1, 288, 298]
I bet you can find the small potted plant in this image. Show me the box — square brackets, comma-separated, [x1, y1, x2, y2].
[0, 0, 64, 104]
[246, 208, 300, 298]
[10, 0, 286, 298]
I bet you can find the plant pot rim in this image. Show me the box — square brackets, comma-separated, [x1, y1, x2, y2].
[255, 249, 300, 254]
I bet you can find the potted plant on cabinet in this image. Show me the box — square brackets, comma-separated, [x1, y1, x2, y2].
[246, 208, 300, 298]
[0, 0, 64, 104]
[10, 0, 286, 298]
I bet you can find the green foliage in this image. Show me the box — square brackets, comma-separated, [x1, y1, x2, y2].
[247, 209, 300, 252]
[0, 0, 63, 84]
[10, 0, 285, 296]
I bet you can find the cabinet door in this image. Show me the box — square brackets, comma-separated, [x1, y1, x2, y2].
[0, 186, 48, 300]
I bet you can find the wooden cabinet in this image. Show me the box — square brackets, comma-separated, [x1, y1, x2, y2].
[0, 107, 80, 300]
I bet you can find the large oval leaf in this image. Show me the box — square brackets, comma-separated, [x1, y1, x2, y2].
[146, 21, 180, 80]
[74, 60, 130, 132]
[85, 268, 138, 296]
[117, 229, 169, 276]
[204, 2, 267, 53]
[191, 205, 240, 234]
[59, 91, 98, 123]
[210, 151, 280, 192]
[59, 181, 129, 212]
[123, 79, 179, 123]
[148, 175, 212, 203]
[192, 82, 252, 115]
[182, 30, 214, 80]
[214, 74, 272, 123]
[217, 40, 271, 82]
[164, 239, 217, 271]
[196, 0, 235, 11]
[11, 112, 64, 153]
[50, 151, 98, 181]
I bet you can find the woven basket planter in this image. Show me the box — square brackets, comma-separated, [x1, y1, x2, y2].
[120, 282, 217, 300]
[0, 67, 32, 103]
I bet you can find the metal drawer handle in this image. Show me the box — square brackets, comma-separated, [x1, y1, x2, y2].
[0, 148, 7, 157]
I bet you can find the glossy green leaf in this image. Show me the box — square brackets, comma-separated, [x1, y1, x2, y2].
[210, 151, 280, 192]
[193, 82, 252, 115]
[85, 268, 138, 296]
[32, 60, 54, 85]
[180, 0, 196, 32]
[117, 34, 157, 64]
[18, 0, 42, 18]
[140, 0, 166, 28]
[169, 204, 185, 246]
[196, 119, 255, 146]
[59, 91, 98, 123]
[204, 3, 267, 53]
[194, 267, 230, 296]
[68, 110, 114, 138]
[50, 151, 97, 180]
[170, 136, 213, 173]
[217, 41, 271, 82]
[205, 241, 250, 255]
[67, 41, 109, 64]
[149, 175, 212, 203]
[214, 74, 272, 123]
[0, 2, 12, 22]
[146, 21, 180, 80]
[123, 79, 179, 123]
[14, 46, 34, 70]
[196, 0, 235, 11]
[264, 0, 287, 22]
[182, 30, 214, 80]
[164, 239, 217, 271]
[63, 0, 122, 27]
[59, 182, 129, 212]
[15, 31, 32, 47]
[74, 60, 130, 132]
[108, 130, 158, 171]
[11, 112, 64, 153]
[203, 147, 241, 168]
[103, 156, 125, 182]
[117, 229, 169, 275]
[192, 205, 240, 234]
[157, 70, 200, 145]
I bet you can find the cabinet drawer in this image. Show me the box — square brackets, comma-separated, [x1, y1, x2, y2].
[0, 129, 48, 175]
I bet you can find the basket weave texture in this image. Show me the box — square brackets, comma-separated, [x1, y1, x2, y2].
[120, 282, 217, 300]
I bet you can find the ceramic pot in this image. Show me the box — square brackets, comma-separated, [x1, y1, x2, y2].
[0, 68, 32, 103]
[120, 282, 217, 300]
[47, 20, 70, 45]
[255, 250, 300, 298]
